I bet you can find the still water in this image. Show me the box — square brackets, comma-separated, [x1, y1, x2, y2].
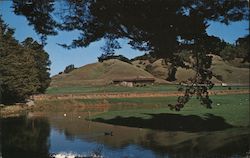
[1, 112, 250, 158]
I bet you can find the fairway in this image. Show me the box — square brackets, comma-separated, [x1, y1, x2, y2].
[90, 94, 250, 128]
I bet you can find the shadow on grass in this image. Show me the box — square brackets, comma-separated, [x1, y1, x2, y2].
[93, 113, 233, 132]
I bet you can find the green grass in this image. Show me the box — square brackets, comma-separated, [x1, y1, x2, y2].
[46, 84, 249, 94]
[46, 84, 178, 94]
[91, 94, 250, 127]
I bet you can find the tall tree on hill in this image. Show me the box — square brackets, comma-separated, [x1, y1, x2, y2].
[0, 17, 51, 104]
[11, 0, 249, 109]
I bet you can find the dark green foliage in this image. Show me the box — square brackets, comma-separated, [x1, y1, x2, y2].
[22, 37, 51, 93]
[13, 0, 57, 45]
[64, 64, 75, 73]
[219, 35, 249, 62]
[12, 0, 249, 56]
[236, 35, 250, 62]
[0, 17, 51, 104]
[220, 44, 238, 61]
[100, 36, 121, 56]
[98, 54, 131, 64]
[202, 36, 227, 55]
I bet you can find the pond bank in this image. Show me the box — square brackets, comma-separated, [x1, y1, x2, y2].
[0, 104, 31, 118]
[34, 89, 249, 101]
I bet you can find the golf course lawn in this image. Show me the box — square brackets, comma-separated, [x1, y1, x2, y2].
[90, 94, 250, 127]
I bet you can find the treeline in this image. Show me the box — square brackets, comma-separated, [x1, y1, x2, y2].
[0, 17, 51, 104]
[98, 54, 131, 64]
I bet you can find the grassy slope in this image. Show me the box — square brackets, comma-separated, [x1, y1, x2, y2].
[132, 55, 249, 84]
[210, 55, 250, 83]
[51, 59, 162, 87]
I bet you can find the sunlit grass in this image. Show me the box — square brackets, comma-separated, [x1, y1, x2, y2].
[91, 94, 250, 127]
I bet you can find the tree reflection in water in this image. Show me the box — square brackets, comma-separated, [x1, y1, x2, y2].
[1, 116, 50, 158]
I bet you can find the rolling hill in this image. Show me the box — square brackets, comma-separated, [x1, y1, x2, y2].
[51, 59, 168, 87]
[132, 54, 249, 84]
[51, 55, 249, 87]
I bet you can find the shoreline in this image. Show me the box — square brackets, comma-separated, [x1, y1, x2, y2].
[0, 104, 32, 118]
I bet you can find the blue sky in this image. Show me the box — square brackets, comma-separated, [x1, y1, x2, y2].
[0, 1, 249, 76]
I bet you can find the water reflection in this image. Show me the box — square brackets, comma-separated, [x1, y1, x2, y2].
[1, 116, 50, 158]
[1, 112, 250, 158]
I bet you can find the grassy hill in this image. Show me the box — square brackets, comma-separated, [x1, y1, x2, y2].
[51, 55, 249, 88]
[51, 59, 167, 87]
[132, 55, 249, 84]
[210, 55, 249, 84]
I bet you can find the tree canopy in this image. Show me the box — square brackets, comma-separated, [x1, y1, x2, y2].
[0, 17, 51, 104]
[10, 0, 249, 109]
[12, 0, 248, 53]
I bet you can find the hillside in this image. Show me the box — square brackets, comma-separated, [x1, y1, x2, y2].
[210, 55, 249, 84]
[51, 59, 167, 87]
[132, 58, 219, 83]
[52, 55, 249, 87]
[132, 55, 249, 84]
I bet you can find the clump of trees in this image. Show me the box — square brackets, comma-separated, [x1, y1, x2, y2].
[98, 54, 131, 64]
[220, 35, 249, 62]
[64, 64, 75, 73]
[0, 17, 51, 104]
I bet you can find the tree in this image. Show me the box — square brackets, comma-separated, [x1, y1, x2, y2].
[236, 35, 250, 62]
[0, 17, 51, 104]
[11, 0, 249, 109]
[22, 38, 51, 93]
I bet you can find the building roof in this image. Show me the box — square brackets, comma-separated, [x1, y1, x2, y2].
[113, 77, 155, 82]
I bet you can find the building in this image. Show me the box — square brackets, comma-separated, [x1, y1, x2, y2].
[112, 77, 155, 87]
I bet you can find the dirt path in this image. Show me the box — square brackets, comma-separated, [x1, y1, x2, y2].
[34, 89, 249, 101]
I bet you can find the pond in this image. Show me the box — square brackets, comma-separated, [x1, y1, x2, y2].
[1, 112, 249, 158]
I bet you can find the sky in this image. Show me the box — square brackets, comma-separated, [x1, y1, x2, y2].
[0, 1, 249, 76]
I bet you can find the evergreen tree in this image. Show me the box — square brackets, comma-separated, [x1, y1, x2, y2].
[0, 17, 51, 104]
[22, 38, 51, 93]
